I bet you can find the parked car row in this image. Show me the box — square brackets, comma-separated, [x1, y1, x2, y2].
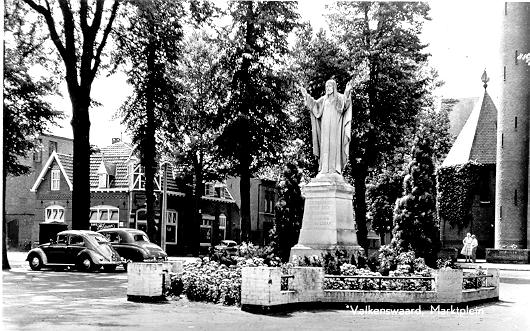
[26, 228, 167, 272]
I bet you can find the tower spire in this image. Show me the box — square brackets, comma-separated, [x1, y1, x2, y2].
[481, 69, 489, 89]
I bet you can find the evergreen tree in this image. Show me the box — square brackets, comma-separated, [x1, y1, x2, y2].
[216, 1, 300, 243]
[326, 2, 434, 252]
[112, 0, 188, 243]
[270, 163, 304, 261]
[391, 138, 440, 266]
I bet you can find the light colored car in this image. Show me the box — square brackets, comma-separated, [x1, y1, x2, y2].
[97, 228, 167, 270]
[214, 240, 239, 255]
[26, 230, 122, 272]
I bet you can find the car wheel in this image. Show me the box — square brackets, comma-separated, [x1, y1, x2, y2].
[103, 265, 116, 272]
[78, 255, 95, 272]
[28, 254, 43, 271]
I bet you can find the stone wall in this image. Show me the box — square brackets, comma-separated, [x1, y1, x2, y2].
[241, 267, 499, 311]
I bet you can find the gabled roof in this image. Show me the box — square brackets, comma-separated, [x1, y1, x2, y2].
[442, 89, 498, 167]
[30, 151, 74, 192]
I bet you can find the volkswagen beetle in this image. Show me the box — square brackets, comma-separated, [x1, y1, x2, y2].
[26, 230, 122, 272]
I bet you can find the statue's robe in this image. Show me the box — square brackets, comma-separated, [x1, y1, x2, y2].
[304, 86, 352, 174]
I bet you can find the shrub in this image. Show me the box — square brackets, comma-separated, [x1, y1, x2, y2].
[462, 267, 486, 290]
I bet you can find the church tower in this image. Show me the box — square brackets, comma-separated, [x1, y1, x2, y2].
[495, 2, 530, 248]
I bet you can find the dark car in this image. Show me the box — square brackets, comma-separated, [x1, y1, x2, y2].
[214, 240, 239, 255]
[97, 228, 167, 269]
[26, 230, 122, 272]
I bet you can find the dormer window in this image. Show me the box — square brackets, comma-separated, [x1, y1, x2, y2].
[98, 160, 116, 189]
[99, 173, 108, 188]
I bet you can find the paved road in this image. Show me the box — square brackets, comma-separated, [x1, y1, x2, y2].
[2, 254, 530, 331]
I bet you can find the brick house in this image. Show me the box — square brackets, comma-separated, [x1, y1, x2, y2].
[30, 140, 240, 256]
[226, 177, 277, 246]
[5, 134, 73, 249]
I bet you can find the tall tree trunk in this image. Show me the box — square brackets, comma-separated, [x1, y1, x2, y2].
[192, 154, 203, 256]
[353, 163, 369, 253]
[70, 96, 91, 230]
[239, 127, 251, 243]
[2, 167, 11, 270]
[144, 32, 158, 244]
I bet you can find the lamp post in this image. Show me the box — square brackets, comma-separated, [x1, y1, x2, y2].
[159, 160, 171, 252]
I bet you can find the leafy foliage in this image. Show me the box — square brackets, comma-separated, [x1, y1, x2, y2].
[269, 163, 304, 261]
[436, 161, 483, 229]
[216, 1, 300, 242]
[22, 0, 120, 229]
[3, 0, 61, 177]
[323, 2, 436, 251]
[391, 138, 440, 266]
[112, 0, 187, 242]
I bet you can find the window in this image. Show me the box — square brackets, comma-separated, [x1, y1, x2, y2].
[503, 66, 506, 81]
[136, 209, 147, 233]
[89, 205, 119, 231]
[129, 164, 145, 190]
[51, 170, 60, 190]
[33, 139, 42, 162]
[265, 191, 275, 214]
[56, 234, 67, 245]
[218, 214, 227, 241]
[200, 215, 214, 246]
[515, 50, 519, 65]
[514, 189, 518, 206]
[48, 140, 57, 156]
[166, 210, 178, 244]
[515, 116, 518, 129]
[45, 205, 65, 222]
[69, 235, 84, 246]
[98, 174, 108, 188]
[205, 183, 214, 196]
[479, 169, 491, 203]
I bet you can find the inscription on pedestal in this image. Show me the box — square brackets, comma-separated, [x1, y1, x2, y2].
[305, 199, 332, 227]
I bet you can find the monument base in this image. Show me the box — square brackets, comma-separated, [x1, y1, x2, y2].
[289, 174, 364, 263]
[290, 244, 364, 264]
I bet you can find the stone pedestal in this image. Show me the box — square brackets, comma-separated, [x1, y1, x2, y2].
[290, 174, 363, 261]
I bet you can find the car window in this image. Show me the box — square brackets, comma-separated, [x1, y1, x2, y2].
[69, 235, 85, 246]
[132, 233, 150, 242]
[103, 232, 120, 243]
[89, 233, 110, 245]
[57, 234, 67, 245]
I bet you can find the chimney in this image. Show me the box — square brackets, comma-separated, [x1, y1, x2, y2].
[112, 138, 121, 144]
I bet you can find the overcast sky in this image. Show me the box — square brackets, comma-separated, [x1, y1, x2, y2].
[49, 1, 506, 147]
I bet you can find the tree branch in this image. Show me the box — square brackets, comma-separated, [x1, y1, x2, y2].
[22, 0, 67, 61]
[57, 0, 77, 68]
[91, 0, 119, 81]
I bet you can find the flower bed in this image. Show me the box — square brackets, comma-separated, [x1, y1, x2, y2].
[462, 267, 492, 289]
[322, 263, 434, 291]
[167, 257, 268, 306]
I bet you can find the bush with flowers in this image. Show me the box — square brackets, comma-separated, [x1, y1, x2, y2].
[462, 266, 487, 289]
[167, 255, 270, 305]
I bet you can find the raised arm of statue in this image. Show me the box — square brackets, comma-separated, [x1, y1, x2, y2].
[342, 80, 353, 112]
[299, 85, 323, 118]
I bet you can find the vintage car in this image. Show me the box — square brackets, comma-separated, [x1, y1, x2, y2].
[97, 228, 167, 269]
[214, 240, 239, 255]
[26, 230, 122, 272]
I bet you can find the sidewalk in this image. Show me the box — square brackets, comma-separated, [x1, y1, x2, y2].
[456, 258, 530, 271]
